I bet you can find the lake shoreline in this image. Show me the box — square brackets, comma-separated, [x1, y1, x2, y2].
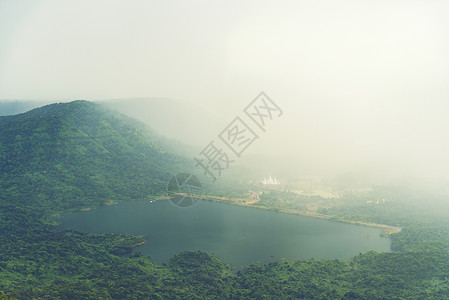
[199, 196, 401, 236]
[58, 197, 392, 265]
[72, 195, 401, 238]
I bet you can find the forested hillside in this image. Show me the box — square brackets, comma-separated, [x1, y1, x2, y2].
[0, 101, 188, 210]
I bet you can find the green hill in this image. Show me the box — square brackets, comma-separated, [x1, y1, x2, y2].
[0, 100, 188, 210]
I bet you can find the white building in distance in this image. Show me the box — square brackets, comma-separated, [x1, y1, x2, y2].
[262, 174, 280, 185]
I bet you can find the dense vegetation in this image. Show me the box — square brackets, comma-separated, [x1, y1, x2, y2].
[0, 101, 189, 209]
[1, 101, 448, 299]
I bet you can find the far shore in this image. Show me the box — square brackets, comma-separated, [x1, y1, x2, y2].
[198, 195, 401, 236]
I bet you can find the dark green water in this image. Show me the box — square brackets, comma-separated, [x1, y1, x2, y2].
[58, 200, 391, 270]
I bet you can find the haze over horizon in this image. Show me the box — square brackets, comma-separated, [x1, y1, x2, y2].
[1, 0, 449, 181]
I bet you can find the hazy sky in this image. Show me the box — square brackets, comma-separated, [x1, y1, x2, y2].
[1, 0, 449, 178]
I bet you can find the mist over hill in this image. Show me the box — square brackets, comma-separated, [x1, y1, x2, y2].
[0, 100, 190, 209]
[0, 100, 52, 117]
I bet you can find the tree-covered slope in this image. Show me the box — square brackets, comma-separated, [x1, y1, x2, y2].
[0, 100, 187, 210]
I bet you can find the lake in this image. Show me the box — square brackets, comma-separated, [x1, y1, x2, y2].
[57, 200, 391, 270]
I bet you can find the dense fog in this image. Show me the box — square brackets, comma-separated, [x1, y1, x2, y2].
[2, 0, 449, 188]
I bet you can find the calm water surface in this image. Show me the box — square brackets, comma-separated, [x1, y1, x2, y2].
[58, 200, 391, 269]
